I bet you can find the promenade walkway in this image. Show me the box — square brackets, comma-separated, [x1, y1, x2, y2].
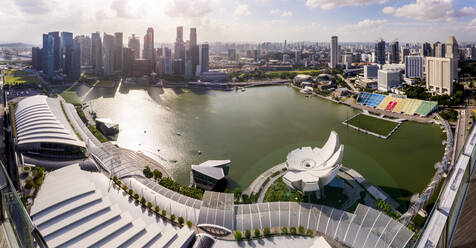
[243, 163, 286, 196]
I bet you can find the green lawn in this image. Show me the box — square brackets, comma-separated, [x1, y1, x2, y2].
[94, 80, 116, 87]
[346, 114, 398, 136]
[4, 69, 39, 85]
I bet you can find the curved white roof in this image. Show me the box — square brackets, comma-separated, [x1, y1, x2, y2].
[283, 131, 343, 192]
[31, 164, 195, 248]
[14, 95, 85, 148]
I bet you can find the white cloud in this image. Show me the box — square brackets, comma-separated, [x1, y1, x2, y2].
[382, 0, 476, 21]
[165, 0, 215, 18]
[305, 0, 387, 10]
[356, 19, 387, 27]
[270, 8, 293, 17]
[234, 4, 251, 17]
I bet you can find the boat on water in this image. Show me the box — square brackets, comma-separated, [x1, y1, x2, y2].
[197, 150, 202, 155]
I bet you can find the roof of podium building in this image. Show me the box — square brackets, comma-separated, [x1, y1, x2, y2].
[31, 164, 194, 248]
[14, 95, 85, 148]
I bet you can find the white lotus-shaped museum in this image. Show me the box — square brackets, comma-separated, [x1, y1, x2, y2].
[283, 131, 344, 195]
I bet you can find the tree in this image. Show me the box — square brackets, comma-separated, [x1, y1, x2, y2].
[263, 227, 270, 236]
[235, 231, 243, 241]
[133, 193, 139, 200]
[162, 210, 167, 216]
[245, 229, 251, 239]
[306, 229, 313, 236]
[178, 217, 184, 225]
[281, 227, 288, 234]
[186, 221, 192, 228]
[143, 166, 153, 178]
[170, 214, 176, 222]
[254, 229, 261, 238]
[298, 226, 305, 235]
[155, 206, 160, 212]
[290, 227, 296, 235]
[234, 187, 242, 202]
[147, 202, 152, 209]
[128, 189, 133, 195]
[153, 169, 162, 181]
[122, 185, 128, 191]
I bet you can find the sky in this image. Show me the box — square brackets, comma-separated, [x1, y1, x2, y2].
[2, 0, 476, 45]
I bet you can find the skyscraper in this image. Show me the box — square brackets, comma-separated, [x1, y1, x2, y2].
[143, 28, 154, 61]
[48, 31, 61, 71]
[421, 42, 432, 57]
[42, 33, 55, 79]
[435, 42, 446, 57]
[200, 43, 209, 73]
[91, 32, 103, 75]
[32, 47, 42, 70]
[390, 41, 399, 64]
[190, 27, 199, 75]
[61, 32, 73, 73]
[400, 47, 410, 64]
[174, 26, 185, 60]
[375, 39, 386, 65]
[114, 32, 123, 72]
[164, 47, 173, 75]
[103, 33, 115, 76]
[446, 35, 459, 81]
[74, 35, 91, 66]
[67, 41, 81, 80]
[329, 36, 338, 69]
[190, 28, 197, 47]
[426, 57, 454, 95]
[128, 34, 140, 59]
[123, 47, 134, 76]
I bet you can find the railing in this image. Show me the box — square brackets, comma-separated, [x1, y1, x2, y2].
[0, 159, 48, 248]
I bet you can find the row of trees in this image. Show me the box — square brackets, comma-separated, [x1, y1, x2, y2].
[143, 166, 204, 200]
[234, 226, 314, 241]
[113, 176, 193, 228]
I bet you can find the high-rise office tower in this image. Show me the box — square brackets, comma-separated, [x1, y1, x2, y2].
[123, 47, 134, 76]
[74, 35, 91, 66]
[174, 26, 185, 60]
[190, 27, 199, 75]
[42, 33, 55, 78]
[32, 47, 42, 70]
[61, 32, 73, 73]
[200, 43, 209, 73]
[329, 36, 338, 68]
[390, 41, 399, 64]
[446, 35, 459, 81]
[91, 32, 103, 75]
[435, 42, 446, 57]
[164, 47, 172, 75]
[190, 28, 197, 47]
[400, 47, 410, 64]
[375, 39, 386, 65]
[421, 42, 432, 57]
[102, 33, 115, 76]
[48, 31, 61, 71]
[114, 32, 123, 72]
[143, 28, 154, 60]
[67, 41, 81, 80]
[128, 34, 140, 59]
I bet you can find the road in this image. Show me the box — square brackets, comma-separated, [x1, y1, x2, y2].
[338, 74, 358, 92]
[454, 109, 472, 158]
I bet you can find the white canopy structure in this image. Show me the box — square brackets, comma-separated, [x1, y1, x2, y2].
[283, 131, 344, 195]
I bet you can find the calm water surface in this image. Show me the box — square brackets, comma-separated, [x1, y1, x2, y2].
[73, 84, 444, 208]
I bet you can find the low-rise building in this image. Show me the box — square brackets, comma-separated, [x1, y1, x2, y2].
[200, 71, 228, 82]
[191, 160, 231, 191]
[357, 78, 378, 90]
[364, 65, 379, 79]
[378, 69, 401, 92]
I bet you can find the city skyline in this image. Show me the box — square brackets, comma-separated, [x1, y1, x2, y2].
[2, 0, 476, 44]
